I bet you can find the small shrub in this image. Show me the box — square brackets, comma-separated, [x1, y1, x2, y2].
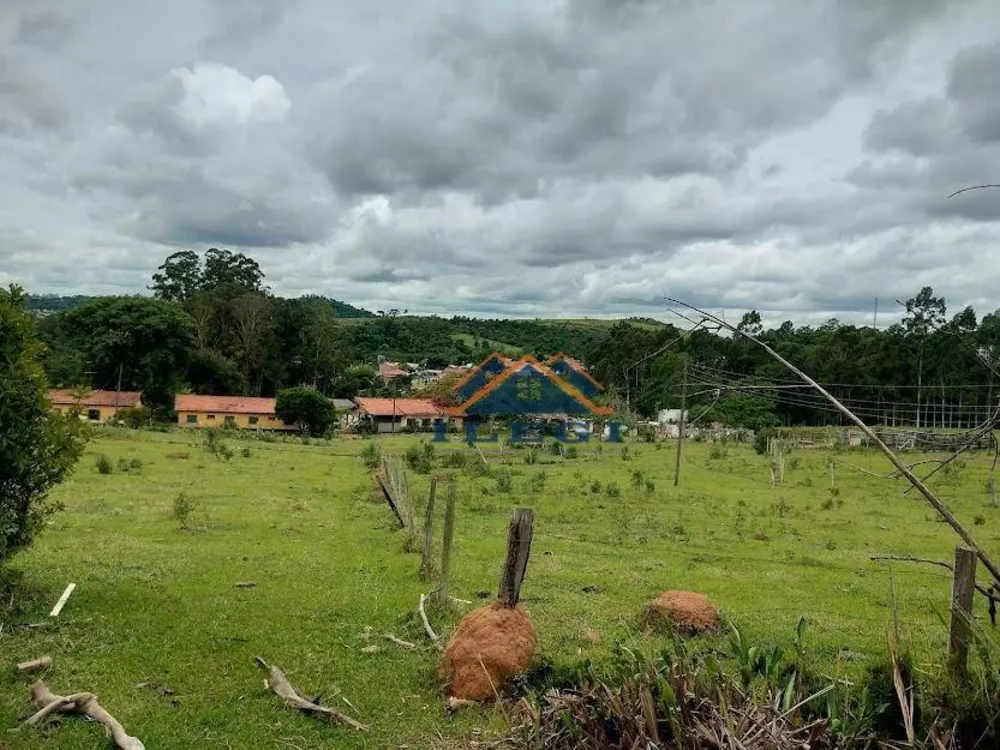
[548, 440, 562, 456]
[828, 486, 840, 498]
[975, 514, 986, 526]
[620, 445, 631, 461]
[405, 442, 433, 474]
[116, 456, 130, 473]
[129, 457, 143, 470]
[565, 445, 579, 459]
[604, 482, 621, 499]
[203, 429, 232, 461]
[360, 441, 382, 470]
[172, 491, 197, 530]
[709, 442, 728, 460]
[752, 529, 769, 541]
[630, 469, 644, 490]
[166, 451, 189, 460]
[495, 468, 513, 493]
[115, 406, 152, 429]
[788, 457, 801, 471]
[441, 450, 468, 468]
[825, 540, 837, 550]
[820, 497, 835, 511]
[644, 478, 655, 494]
[527, 472, 547, 493]
[524, 448, 539, 465]
[95, 454, 113, 475]
[241, 446, 252, 458]
[654, 442, 663, 451]
[589, 479, 602, 494]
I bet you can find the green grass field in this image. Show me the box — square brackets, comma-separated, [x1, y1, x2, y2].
[2, 429, 997, 748]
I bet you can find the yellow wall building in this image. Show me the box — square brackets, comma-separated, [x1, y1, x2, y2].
[174, 394, 298, 431]
[49, 389, 143, 423]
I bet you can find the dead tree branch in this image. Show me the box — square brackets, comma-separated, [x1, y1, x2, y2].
[667, 298, 1000, 587]
[25, 681, 145, 749]
[870, 555, 995, 601]
[253, 657, 367, 731]
[947, 184, 1000, 199]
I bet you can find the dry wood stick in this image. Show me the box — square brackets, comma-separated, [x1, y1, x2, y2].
[253, 657, 367, 731]
[418, 593, 442, 648]
[16, 656, 52, 672]
[26, 681, 145, 750]
[384, 634, 417, 650]
[668, 298, 1000, 587]
[949, 547, 977, 681]
[420, 476, 438, 580]
[49, 583, 75, 617]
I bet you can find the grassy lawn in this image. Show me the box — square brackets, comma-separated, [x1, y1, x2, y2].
[2, 429, 997, 748]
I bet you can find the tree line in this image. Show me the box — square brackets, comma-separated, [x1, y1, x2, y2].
[587, 287, 1000, 430]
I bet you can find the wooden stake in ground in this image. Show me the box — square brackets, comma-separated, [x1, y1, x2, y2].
[253, 657, 367, 731]
[498, 507, 535, 607]
[434, 483, 457, 607]
[375, 474, 404, 528]
[673, 359, 688, 487]
[949, 546, 978, 681]
[420, 476, 438, 580]
[24, 680, 145, 750]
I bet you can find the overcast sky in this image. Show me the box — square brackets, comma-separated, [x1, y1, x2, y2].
[2, 0, 1000, 325]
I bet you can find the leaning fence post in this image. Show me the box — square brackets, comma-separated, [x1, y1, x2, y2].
[434, 483, 457, 607]
[420, 477, 438, 580]
[498, 507, 535, 607]
[949, 546, 978, 681]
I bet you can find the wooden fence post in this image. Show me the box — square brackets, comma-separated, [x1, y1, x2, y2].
[434, 483, 457, 607]
[949, 546, 977, 681]
[498, 507, 535, 608]
[420, 477, 438, 580]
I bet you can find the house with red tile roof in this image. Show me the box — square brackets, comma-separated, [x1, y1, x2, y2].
[377, 361, 410, 383]
[174, 394, 297, 431]
[49, 389, 143, 423]
[352, 397, 463, 433]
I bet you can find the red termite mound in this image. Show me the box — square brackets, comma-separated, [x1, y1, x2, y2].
[438, 601, 537, 701]
[644, 590, 721, 634]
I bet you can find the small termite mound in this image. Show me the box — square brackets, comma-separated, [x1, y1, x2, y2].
[643, 590, 721, 635]
[439, 601, 537, 701]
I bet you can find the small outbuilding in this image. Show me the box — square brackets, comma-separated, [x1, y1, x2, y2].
[49, 389, 143, 423]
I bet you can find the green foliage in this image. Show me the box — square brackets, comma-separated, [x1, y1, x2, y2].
[714, 395, 780, 431]
[604, 481, 621, 498]
[630, 469, 644, 490]
[527, 471, 547, 493]
[172, 490, 197, 530]
[116, 406, 153, 428]
[589, 479, 602, 494]
[565, 445, 579, 459]
[440, 450, 468, 468]
[524, 448, 539, 465]
[203, 428, 233, 461]
[116, 456, 143, 473]
[620, 445, 631, 461]
[404, 441, 434, 474]
[241, 446, 252, 458]
[495, 468, 513, 493]
[95, 454, 113, 475]
[360, 441, 381, 470]
[0, 286, 86, 562]
[275, 386, 335, 436]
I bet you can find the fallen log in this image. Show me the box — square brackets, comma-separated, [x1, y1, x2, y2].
[254, 656, 367, 732]
[24, 680, 145, 750]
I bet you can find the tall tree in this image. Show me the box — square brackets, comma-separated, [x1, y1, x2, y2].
[1, 285, 86, 563]
[903, 286, 946, 428]
[150, 250, 203, 303]
[230, 292, 272, 394]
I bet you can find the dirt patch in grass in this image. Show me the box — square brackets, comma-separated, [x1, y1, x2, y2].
[439, 601, 537, 701]
[643, 590, 720, 635]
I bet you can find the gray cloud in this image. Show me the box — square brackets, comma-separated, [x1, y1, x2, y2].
[3, 0, 1000, 325]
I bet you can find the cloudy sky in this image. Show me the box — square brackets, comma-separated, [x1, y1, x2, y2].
[2, 0, 1000, 324]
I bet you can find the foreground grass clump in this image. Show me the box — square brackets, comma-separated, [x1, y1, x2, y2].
[1, 429, 999, 748]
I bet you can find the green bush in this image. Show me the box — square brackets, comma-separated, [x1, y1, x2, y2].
[360, 441, 381, 470]
[95, 454, 113, 475]
[203, 428, 232, 461]
[620, 445, 631, 461]
[115, 406, 153, 429]
[589, 479, 602, 494]
[241, 446, 252, 458]
[405, 442, 433, 474]
[524, 448, 539, 465]
[172, 491, 197, 530]
[275, 386, 336, 436]
[495, 468, 513, 493]
[565, 445, 579, 459]
[527, 472, 547, 493]
[604, 482, 621, 499]
[441, 450, 468, 468]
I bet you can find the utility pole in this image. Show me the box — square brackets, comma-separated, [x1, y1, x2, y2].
[674, 358, 688, 487]
[116, 362, 123, 409]
[873, 297, 879, 329]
